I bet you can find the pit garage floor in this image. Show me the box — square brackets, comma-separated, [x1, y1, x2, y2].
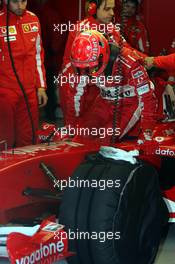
[60, 226, 175, 264]
[0, 224, 174, 264]
[154, 223, 175, 264]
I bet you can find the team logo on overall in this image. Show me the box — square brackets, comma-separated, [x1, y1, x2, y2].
[132, 69, 144, 79]
[0, 26, 6, 36]
[30, 23, 39, 32]
[0, 25, 17, 36]
[131, 67, 146, 85]
[9, 26, 17, 34]
[22, 24, 30, 33]
[22, 22, 39, 33]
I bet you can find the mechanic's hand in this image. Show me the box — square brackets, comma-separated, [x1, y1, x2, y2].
[37, 88, 48, 107]
[144, 57, 155, 69]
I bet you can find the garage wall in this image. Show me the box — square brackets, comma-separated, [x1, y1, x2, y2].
[27, 0, 175, 58]
[28, 0, 84, 22]
[27, 0, 86, 71]
[115, 0, 175, 55]
[142, 0, 175, 55]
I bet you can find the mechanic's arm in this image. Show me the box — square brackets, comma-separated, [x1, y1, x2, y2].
[35, 19, 48, 107]
[145, 54, 175, 99]
[145, 53, 175, 71]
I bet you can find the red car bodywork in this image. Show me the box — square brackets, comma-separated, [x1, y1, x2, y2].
[0, 121, 175, 223]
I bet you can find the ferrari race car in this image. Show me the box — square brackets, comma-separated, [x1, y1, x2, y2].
[0, 116, 175, 263]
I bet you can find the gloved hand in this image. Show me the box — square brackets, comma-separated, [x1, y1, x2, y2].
[144, 57, 155, 69]
[137, 129, 153, 145]
[137, 129, 158, 155]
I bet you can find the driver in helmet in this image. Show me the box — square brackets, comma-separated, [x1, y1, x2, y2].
[69, 30, 157, 141]
[59, 0, 148, 127]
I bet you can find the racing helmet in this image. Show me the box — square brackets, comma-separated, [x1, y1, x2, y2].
[71, 30, 110, 77]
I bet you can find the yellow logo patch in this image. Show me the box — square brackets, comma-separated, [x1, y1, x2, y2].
[22, 24, 30, 33]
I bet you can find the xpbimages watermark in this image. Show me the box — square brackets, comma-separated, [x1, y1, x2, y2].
[54, 74, 123, 86]
[53, 21, 120, 35]
[54, 229, 121, 243]
[54, 178, 121, 191]
[54, 125, 121, 139]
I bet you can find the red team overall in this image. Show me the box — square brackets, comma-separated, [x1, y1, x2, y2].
[0, 0, 47, 148]
[59, 0, 148, 127]
[121, 0, 150, 54]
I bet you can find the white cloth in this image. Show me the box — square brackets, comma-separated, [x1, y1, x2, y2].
[99, 146, 139, 164]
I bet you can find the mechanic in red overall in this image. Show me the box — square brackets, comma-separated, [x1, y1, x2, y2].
[145, 36, 175, 71]
[0, 0, 48, 149]
[60, 0, 147, 126]
[69, 30, 157, 141]
[119, 0, 150, 54]
[145, 52, 175, 117]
